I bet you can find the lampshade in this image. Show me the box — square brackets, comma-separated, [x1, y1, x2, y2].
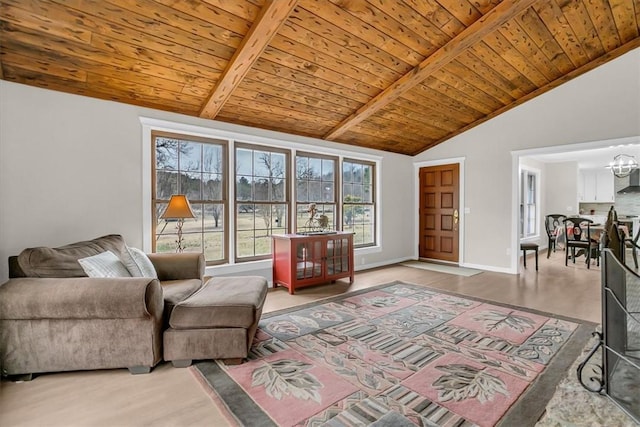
[161, 194, 196, 219]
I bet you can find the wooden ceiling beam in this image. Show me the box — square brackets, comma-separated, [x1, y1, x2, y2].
[324, 0, 538, 141]
[199, 0, 297, 119]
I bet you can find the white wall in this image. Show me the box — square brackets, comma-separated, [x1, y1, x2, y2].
[545, 162, 579, 218]
[414, 47, 640, 273]
[0, 82, 415, 282]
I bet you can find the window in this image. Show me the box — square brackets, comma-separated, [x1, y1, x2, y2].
[295, 153, 337, 233]
[342, 159, 375, 247]
[520, 169, 538, 238]
[152, 132, 227, 264]
[147, 119, 380, 263]
[235, 144, 289, 260]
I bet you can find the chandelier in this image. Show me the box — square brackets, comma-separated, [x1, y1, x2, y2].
[608, 154, 639, 178]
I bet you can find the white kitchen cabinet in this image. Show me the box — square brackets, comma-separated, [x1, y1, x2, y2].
[579, 169, 615, 203]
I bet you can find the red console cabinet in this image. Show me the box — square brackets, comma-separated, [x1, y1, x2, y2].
[271, 232, 354, 294]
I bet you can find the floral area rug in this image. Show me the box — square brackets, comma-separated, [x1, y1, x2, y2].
[192, 281, 595, 427]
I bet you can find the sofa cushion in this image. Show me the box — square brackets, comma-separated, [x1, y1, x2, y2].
[17, 234, 135, 278]
[161, 279, 203, 308]
[78, 251, 133, 278]
[126, 247, 158, 278]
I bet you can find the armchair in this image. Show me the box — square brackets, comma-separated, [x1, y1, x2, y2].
[0, 235, 204, 379]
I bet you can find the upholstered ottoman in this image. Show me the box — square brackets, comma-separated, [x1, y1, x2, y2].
[163, 276, 268, 367]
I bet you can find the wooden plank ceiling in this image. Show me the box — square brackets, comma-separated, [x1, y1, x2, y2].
[1, 0, 638, 156]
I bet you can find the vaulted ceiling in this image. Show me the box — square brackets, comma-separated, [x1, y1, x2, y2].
[1, 1, 638, 155]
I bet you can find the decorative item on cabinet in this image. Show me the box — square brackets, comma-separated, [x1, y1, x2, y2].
[272, 232, 354, 294]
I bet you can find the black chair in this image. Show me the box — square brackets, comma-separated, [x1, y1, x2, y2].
[625, 227, 640, 268]
[545, 214, 566, 258]
[563, 217, 599, 269]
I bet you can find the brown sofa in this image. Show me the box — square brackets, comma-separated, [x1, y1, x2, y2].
[0, 235, 204, 379]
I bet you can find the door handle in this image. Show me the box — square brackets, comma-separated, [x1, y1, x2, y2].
[454, 209, 459, 224]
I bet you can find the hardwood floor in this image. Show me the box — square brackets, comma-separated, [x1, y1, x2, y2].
[0, 249, 621, 426]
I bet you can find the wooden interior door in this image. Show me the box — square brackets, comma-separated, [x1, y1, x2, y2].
[419, 164, 460, 262]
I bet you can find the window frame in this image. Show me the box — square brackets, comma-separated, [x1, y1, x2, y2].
[342, 158, 377, 248]
[151, 130, 229, 265]
[234, 142, 291, 262]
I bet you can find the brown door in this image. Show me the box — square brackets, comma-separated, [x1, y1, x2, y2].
[419, 164, 460, 262]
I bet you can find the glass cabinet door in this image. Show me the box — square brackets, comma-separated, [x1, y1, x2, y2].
[295, 240, 322, 280]
[326, 237, 350, 276]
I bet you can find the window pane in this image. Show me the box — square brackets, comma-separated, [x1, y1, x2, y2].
[236, 148, 253, 175]
[323, 183, 334, 202]
[202, 144, 223, 173]
[352, 184, 363, 200]
[363, 184, 372, 203]
[309, 157, 322, 180]
[309, 181, 322, 202]
[203, 173, 223, 200]
[204, 203, 224, 231]
[237, 176, 253, 201]
[156, 233, 176, 254]
[272, 153, 286, 177]
[204, 232, 224, 261]
[343, 183, 353, 200]
[156, 171, 178, 199]
[181, 142, 201, 171]
[181, 171, 201, 201]
[343, 162, 354, 183]
[236, 230, 255, 258]
[237, 206, 256, 230]
[254, 178, 269, 201]
[297, 180, 308, 202]
[322, 159, 334, 180]
[353, 163, 363, 183]
[296, 156, 308, 179]
[254, 151, 270, 177]
[271, 178, 286, 202]
[155, 138, 178, 170]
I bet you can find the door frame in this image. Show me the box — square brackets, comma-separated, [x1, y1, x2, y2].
[413, 157, 466, 264]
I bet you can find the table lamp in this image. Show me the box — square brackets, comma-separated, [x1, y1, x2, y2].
[160, 194, 196, 252]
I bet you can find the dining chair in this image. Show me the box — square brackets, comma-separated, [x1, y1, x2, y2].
[625, 227, 640, 268]
[563, 217, 599, 268]
[545, 214, 566, 258]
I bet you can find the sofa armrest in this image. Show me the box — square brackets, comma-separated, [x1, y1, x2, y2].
[0, 277, 163, 320]
[147, 253, 204, 282]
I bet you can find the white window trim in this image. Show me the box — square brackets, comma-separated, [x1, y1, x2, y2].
[140, 117, 383, 271]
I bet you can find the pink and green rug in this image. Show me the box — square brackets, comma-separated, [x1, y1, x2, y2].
[192, 281, 595, 427]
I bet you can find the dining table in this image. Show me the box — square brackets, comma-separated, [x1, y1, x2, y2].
[554, 223, 629, 251]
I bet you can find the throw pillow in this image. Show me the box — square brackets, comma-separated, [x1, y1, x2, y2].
[78, 251, 133, 278]
[127, 247, 158, 278]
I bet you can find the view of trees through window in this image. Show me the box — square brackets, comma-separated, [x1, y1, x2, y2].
[153, 132, 227, 263]
[343, 160, 375, 246]
[153, 132, 377, 263]
[296, 153, 337, 233]
[235, 145, 289, 260]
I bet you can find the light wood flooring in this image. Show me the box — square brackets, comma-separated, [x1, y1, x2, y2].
[1, 248, 631, 427]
